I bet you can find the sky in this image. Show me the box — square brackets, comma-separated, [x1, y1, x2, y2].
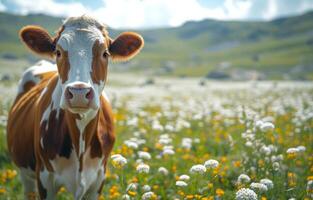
[0, 0, 313, 29]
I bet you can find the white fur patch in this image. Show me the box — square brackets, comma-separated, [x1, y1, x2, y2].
[47, 147, 104, 197]
[17, 60, 57, 96]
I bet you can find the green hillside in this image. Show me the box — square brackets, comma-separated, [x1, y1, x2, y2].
[0, 11, 313, 80]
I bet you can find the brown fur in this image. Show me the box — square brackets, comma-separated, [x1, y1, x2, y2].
[56, 45, 70, 83]
[20, 26, 56, 59]
[7, 72, 57, 170]
[91, 40, 109, 84]
[110, 32, 144, 62]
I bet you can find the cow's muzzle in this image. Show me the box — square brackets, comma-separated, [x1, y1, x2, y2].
[64, 83, 98, 111]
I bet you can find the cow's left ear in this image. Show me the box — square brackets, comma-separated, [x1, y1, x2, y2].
[19, 25, 56, 59]
[109, 32, 144, 62]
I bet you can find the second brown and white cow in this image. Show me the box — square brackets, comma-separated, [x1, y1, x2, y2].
[7, 15, 144, 199]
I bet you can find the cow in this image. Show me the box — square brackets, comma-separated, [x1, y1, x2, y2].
[7, 15, 144, 199]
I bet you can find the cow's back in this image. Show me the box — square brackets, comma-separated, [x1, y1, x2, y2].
[7, 64, 57, 170]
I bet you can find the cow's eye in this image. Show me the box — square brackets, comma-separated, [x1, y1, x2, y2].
[56, 50, 61, 58]
[102, 50, 110, 58]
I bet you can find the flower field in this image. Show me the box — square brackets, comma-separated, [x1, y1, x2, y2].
[0, 78, 312, 199]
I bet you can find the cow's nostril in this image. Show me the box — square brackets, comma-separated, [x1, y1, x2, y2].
[66, 88, 74, 100]
[85, 89, 94, 100]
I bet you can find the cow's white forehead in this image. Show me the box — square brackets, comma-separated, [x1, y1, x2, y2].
[57, 16, 107, 50]
[63, 15, 106, 30]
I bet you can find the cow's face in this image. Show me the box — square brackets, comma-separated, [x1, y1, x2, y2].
[20, 16, 144, 114]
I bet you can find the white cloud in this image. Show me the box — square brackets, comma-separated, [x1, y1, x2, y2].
[92, 0, 253, 28]
[264, 0, 278, 20]
[5, 0, 313, 28]
[10, 0, 89, 17]
[7, 0, 254, 28]
[0, 2, 6, 11]
[262, 0, 313, 21]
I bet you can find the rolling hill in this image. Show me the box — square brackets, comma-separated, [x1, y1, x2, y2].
[0, 11, 313, 80]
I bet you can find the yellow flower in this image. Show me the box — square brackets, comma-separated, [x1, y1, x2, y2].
[58, 187, 66, 193]
[155, 143, 163, 150]
[233, 161, 241, 168]
[109, 185, 118, 194]
[186, 194, 194, 199]
[287, 152, 297, 159]
[307, 176, 313, 181]
[98, 195, 105, 200]
[261, 197, 267, 200]
[131, 177, 138, 183]
[172, 165, 177, 173]
[177, 190, 184, 196]
[258, 159, 265, 167]
[6, 169, 17, 179]
[0, 188, 6, 195]
[207, 183, 213, 189]
[127, 190, 137, 197]
[216, 188, 224, 197]
[153, 185, 159, 190]
[221, 156, 227, 163]
[202, 197, 214, 200]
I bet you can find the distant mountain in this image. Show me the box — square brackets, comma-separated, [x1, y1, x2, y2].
[0, 11, 313, 80]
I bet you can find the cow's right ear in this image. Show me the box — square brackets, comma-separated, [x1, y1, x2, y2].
[19, 25, 55, 59]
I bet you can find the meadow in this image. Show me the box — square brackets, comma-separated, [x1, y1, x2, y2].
[0, 75, 312, 200]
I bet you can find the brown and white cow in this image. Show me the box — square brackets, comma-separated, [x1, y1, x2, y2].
[7, 15, 143, 199]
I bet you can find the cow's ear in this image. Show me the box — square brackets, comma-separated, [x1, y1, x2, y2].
[20, 25, 56, 59]
[109, 32, 144, 62]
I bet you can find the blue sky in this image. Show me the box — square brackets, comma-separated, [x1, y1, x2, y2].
[0, 0, 313, 29]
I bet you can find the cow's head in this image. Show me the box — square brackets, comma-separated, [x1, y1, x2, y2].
[20, 16, 143, 114]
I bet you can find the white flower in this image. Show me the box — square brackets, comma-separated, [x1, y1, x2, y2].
[271, 154, 283, 162]
[138, 151, 151, 160]
[124, 140, 138, 149]
[176, 180, 188, 187]
[245, 141, 253, 147]
[260, 146, 271, 155]
[111, 154, 127, 168]
[142, 185, 151, 192]
[287, 148, 299, 154]
[158, 167, 169, 175]
[307, 180, 313, 193]
[181, 138, 193, 149]
[194, 138, 200, 143]
[122, 194, 131, 200]
[189, 164, 206, 174]
[250, 182, 268, 193]
[272, 162, 280, 171]
[255, 120, 264, 128]
[163, 148, 175, 155]
[179, 174, 190, 181]
[136, 159, 144, 164]
[296, 145, 306, 152]
[237, 174, 251, 184]
[141, 191, 156, 200]
[236, 188, 258, 200]
[260, 122, 275, 131]
[126, 183, 138, 191]
[136, 163, 150, 174]
[260, 178, 274, 189]
[204, 159, 219, 169]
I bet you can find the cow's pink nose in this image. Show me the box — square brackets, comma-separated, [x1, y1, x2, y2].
[65, 85, 94, 108]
